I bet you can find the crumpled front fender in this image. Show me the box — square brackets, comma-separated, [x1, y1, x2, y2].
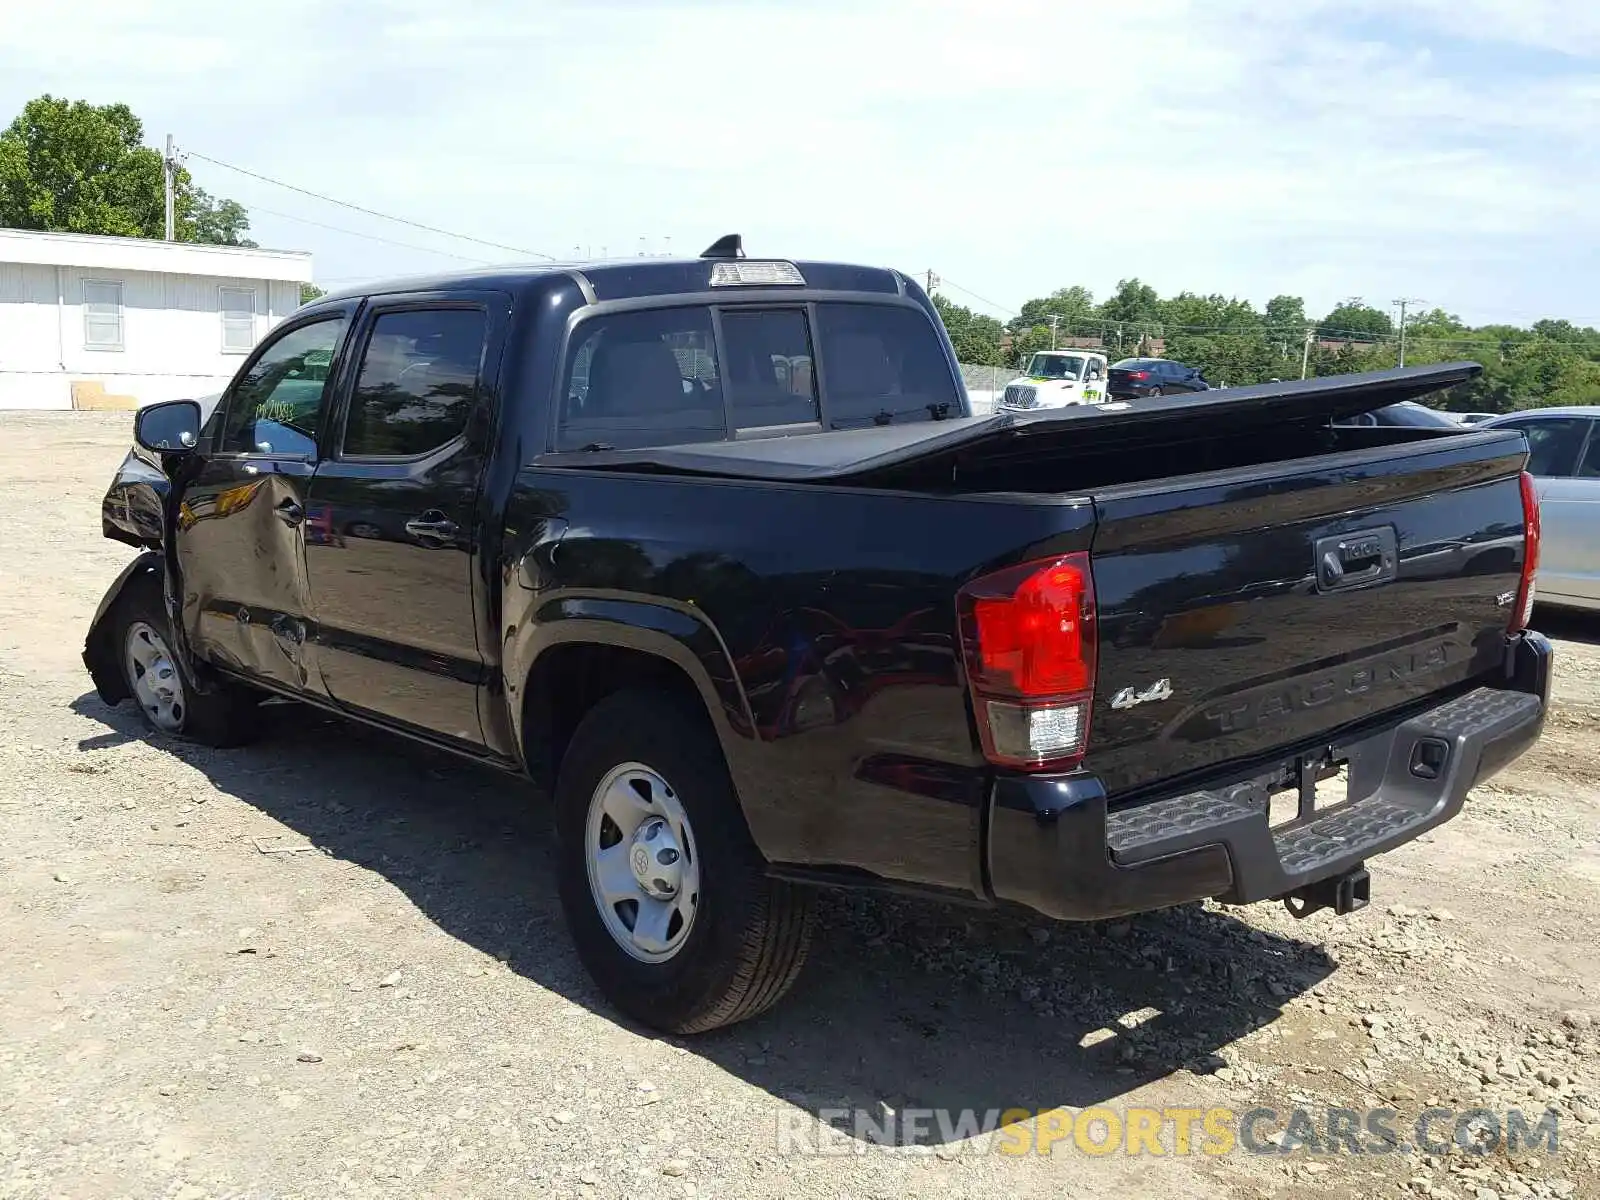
[82, 551, 164, 704]
[101, 447, 170, 549]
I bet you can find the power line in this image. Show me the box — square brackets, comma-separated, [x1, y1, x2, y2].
[244, 202, 494, 264]
[186, 149, 557, 261]
[934, 276, 1018, 317]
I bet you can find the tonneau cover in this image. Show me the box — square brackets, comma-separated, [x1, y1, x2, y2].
[532, 361, 1483, 484]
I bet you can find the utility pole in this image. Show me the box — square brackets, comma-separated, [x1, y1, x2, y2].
[163, 134, 178, 241]
[925, 269, 939, 295]
[1301, 327, 1314, 380]
[1393, 297, 1423, 367]
[1048, 313, 1060, 350]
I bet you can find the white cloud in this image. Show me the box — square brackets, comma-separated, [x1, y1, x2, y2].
[1, 0, 1594, 322]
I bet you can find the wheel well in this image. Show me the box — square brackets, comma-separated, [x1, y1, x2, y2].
[85, 561, 164, 705]
[521, 642, 711, 793]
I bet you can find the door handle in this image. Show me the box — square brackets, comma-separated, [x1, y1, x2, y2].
[1315, 527, 1397, 593]
[405, 511, 459, 542]
[275, 498, 305, 527]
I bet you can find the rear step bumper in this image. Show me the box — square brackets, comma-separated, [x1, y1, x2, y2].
[986, 631, 1553, 921]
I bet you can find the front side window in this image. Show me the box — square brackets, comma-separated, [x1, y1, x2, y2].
[558, 307, 722, 450]
[1497, 417, 1590, 478]
[220, 317, 348, 457]
[83, 280, 124, 350]
[814, 303, 960, 428]
[343, 308, 487, 457]
[220, 287, 257, 353]
[722, 308, 818, 429]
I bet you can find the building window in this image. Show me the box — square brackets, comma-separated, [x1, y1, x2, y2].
[83, 280, 124, 351]
[220, 287, 257, 353]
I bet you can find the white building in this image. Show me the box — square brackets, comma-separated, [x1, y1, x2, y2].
[0, 228, 313, 410]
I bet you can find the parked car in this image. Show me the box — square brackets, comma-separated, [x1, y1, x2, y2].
[1335, 401, 1463, 429]
[1107, 357, 1209, 399]
[997, 350, 1111, 411]
[85, 244, 1550, 1034]
[1459, 412, 1499, 425]
[1476, 407, 1600, 612]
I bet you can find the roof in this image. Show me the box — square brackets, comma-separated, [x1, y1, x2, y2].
[0, 227, 312, 282]
[315, 256, 910, 305]
[1479, 406, 1600, 422]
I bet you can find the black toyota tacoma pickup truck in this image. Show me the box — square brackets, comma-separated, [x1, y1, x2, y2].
[84, 238, 1551, 1033]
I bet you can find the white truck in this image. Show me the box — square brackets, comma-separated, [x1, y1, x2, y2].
[997, 350, 1113, 412]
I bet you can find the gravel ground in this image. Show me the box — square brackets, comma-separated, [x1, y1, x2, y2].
[1, 411, 1597, 1200]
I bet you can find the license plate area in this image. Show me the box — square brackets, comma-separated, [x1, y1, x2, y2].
[1265, 749, 1350, 830]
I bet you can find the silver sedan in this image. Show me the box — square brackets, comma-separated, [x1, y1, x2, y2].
[1478, 406, 1600, 613]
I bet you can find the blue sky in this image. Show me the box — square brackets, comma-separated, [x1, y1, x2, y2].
[2, 0, 1595, 326]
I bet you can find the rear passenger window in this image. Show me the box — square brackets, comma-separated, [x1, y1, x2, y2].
[559, 307, 722, 450]
[1577, 424, 1600, 477]
[722, 309, 818, 429]
[813, 303, 960, 428]
[1500, 418, 1589, 478]
[343, 309, 486, 457]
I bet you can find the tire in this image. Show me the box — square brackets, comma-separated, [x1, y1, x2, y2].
[554, 688, 815, 1033]
[113, 576, 260, 748]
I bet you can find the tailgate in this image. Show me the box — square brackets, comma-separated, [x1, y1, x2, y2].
[1085, 434, 1529, 797]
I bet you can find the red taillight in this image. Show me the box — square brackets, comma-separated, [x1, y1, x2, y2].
[1511, 470, 1540, 632]
[958, 553, 1097, 770]
[1129, 370, 1149, 380]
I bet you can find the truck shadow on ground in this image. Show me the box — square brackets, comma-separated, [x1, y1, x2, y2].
[73, 691, 1337, 1147]
[1530, 609, 1600, 649]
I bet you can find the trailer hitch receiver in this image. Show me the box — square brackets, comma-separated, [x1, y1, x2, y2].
[1283, 866, 1370, 919]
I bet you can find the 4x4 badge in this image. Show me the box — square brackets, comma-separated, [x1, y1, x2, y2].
[1111, 678, 1174, 710]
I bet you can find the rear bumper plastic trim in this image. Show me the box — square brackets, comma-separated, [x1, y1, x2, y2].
[985, 631, 1552, 921]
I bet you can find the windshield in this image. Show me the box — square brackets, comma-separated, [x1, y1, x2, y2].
[1026, 354, 1085, 381]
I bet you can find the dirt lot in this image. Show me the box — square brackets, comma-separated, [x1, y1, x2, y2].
[2, 411, 1597, 1200]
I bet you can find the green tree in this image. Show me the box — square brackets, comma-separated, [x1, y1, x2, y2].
[299, 282, 327, 306]
[1263, 294, 1308, 360]
[1007, 324, 1053, 368]
[1012, 285, 1098, 338]
[971, 274, 1599, 410]
[1317, 299, 1393, 340]
[1407, 308, 1468, 338]
[931, 293, 1005, 365]
[188, 189, 255, 246]
[0, 95, 254, 246]
[1099, 278, 1162, 327]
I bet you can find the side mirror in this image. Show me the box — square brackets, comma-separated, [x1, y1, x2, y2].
[134, 399, 202, 454]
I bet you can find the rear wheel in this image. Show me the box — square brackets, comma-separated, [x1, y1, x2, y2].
[554, 689, 816, 1032]
[114, 579, 260, 747]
